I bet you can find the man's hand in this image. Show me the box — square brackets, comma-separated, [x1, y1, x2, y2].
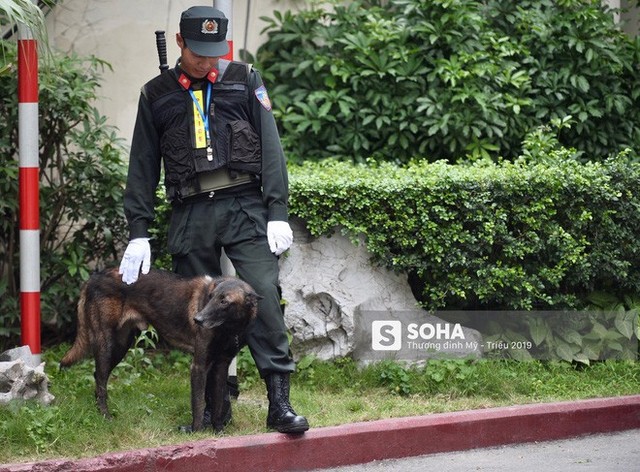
[118, 238, 151, 284]
[267, 221, 293, 256]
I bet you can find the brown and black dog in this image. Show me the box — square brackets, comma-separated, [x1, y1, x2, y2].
[60, 268, 259, 432]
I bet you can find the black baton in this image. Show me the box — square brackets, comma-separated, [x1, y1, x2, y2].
[155, 30, 169, 73]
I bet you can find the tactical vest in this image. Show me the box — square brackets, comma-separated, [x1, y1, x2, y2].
[142, 61, 261, 201]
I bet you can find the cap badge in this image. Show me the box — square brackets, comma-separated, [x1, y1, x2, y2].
[201, 19, 219, 34]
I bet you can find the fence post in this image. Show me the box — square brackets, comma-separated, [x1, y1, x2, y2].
[17, 22, 41, 365]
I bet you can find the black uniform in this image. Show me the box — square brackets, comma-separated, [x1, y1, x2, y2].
[123, 59, 294, 376]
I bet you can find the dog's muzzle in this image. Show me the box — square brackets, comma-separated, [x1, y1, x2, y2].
[194, 314, 225, 329]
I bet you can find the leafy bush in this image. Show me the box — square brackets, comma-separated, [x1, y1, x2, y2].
[452, 308, 638, 365]
[256, 0, 640, 163]
[288, 150, 640, 312]
[0, 42, 128, 349]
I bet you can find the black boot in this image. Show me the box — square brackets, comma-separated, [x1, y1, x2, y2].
[265, 372, 309, 434]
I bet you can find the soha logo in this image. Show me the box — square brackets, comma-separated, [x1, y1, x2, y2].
[371, 320, 466, 352]
[371, 320, 402, 351]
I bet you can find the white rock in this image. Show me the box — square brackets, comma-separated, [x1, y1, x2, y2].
[280, 219, 482, 363]
[0, 347, 55, 405]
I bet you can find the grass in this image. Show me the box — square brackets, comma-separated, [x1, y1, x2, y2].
[0, 343, 638, 465]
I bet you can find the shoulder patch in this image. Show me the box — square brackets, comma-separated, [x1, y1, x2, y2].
[254, 85, 272, 111]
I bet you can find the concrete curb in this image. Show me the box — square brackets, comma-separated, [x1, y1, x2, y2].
[3, 395, 640, 472]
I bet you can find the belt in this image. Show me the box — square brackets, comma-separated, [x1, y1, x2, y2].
[181, 168, 255, 197]
[178, 182, 261, 205]
[197, 168, 254, 192]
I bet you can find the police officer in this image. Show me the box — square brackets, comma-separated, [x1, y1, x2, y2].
[118, 5, 308, 434]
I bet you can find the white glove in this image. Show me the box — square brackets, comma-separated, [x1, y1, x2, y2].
[118, 238, 151, 284]
[267, 221, 293, 256]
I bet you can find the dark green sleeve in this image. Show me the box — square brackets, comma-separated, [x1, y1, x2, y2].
[123, 90, 162, 239]
[248, 69, 289, 222]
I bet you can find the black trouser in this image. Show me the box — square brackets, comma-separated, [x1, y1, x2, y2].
[168, 190, 295, 376]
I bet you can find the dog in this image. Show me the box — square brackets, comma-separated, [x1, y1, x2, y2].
[60, 268, 259, 432]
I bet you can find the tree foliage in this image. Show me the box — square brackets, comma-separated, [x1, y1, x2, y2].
[0, 0, 56, 73]
[256, 0, 640, 164]
[0, 42, 128, 349]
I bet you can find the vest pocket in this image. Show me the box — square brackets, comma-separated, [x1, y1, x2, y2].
[193, 147, 222, 173]
[162, 126, 194, 179]
[227, 120, 262, 174]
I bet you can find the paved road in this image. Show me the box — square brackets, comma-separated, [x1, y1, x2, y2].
[312, 429, 640, 471]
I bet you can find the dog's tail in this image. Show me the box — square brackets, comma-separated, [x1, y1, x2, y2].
[60, 287, 90, 368]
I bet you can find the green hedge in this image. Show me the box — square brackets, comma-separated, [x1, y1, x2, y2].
[288, 151, 640, 311]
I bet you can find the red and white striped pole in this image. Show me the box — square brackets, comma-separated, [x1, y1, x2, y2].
[214, 0, 234, 60]
[18, 22, 41, 364]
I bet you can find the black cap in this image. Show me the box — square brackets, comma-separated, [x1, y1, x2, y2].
[179, 6, 229, 57]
